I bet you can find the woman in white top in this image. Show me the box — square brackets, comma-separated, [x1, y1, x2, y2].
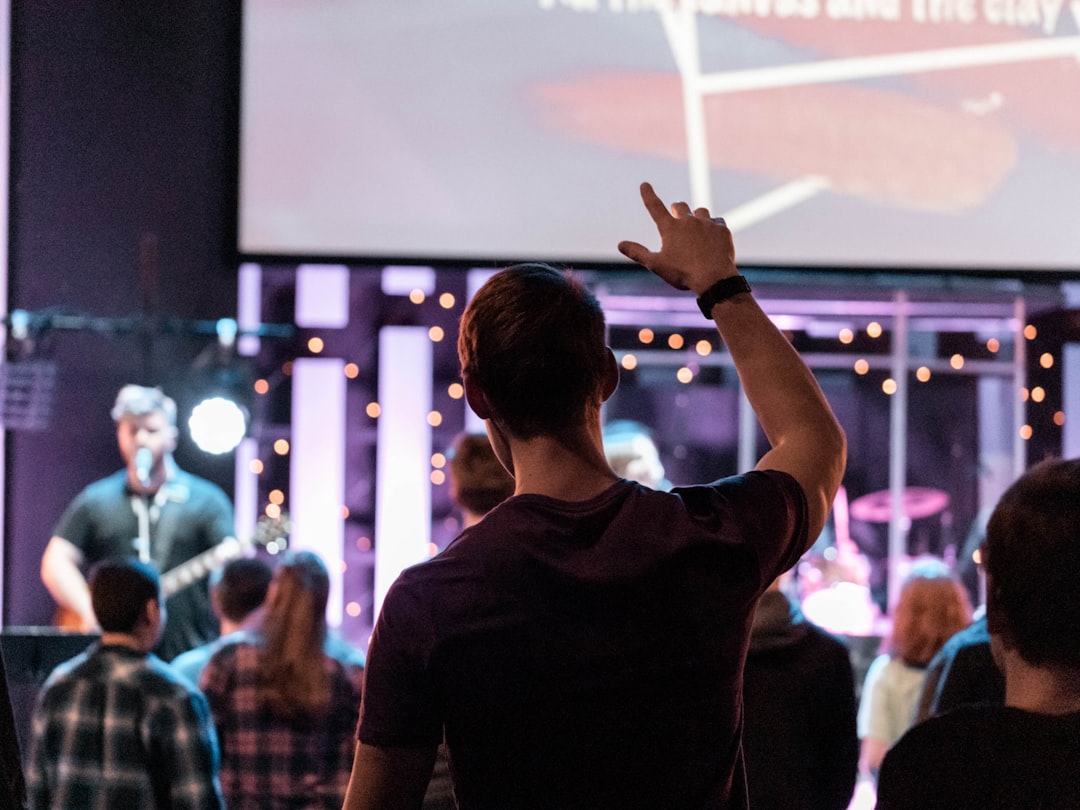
[857, 559, 972, 779]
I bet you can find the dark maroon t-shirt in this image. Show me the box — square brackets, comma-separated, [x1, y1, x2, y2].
[359, 471, 808, 810]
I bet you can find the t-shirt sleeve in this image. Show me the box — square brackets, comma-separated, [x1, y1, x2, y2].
[357, 573, 443, 748]
[677, 469, 809, 593]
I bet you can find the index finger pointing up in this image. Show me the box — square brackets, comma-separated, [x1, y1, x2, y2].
[638, 182, 672, 225]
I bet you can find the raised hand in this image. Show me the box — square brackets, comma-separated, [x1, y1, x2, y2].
[617, 182, 737, 295]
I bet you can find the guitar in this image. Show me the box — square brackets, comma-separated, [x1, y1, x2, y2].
[52, 514, 290, 630]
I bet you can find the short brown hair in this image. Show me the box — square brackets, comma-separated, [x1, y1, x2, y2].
[457, 264, 609, 439]
[89, 558, 161, 634]
[985, 457, 1080, 668]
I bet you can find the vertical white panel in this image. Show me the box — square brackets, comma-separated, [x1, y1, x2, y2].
[462, 269, 498, 434]
[887, 292, 910, 612]
[374, 327, 433, 619]
[291, 358, 347, 625]
[233, 437, 259, 549]
[1064, 344, 1080, 459]
[237, 263, 263, 357]
[297, 265, 350, 328]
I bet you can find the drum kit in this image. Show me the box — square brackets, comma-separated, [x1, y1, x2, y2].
[797, 484, 951, 636]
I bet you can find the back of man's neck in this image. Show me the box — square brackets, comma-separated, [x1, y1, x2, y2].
[1004, 651, 1080, 715]
[509, 434, 618, 502]
[99, 632, 151, 653]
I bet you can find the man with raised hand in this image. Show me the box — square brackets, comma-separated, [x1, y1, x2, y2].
[345, 182, 846, 810]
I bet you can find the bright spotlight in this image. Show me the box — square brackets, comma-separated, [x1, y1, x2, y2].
[188, 396, 248, 454]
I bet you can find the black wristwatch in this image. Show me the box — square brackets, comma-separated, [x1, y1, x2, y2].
[696, 275, 752, 319]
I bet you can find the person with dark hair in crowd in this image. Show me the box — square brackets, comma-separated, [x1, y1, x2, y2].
[25, 558, 224, 809]
[423, 432, 517, 809]
[743, 576, 859, 810]
[201, 550, 364, 808]
[344, 181, 846, 809]
[857, 559, 972, 780]
[40, 384, 236, 660]
[913, 611, 1005, 723]
[171, 556, 274, 686]
[877, 458, 1080, 808]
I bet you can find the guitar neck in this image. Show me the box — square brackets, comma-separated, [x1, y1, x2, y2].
[159, 536, 247, 598]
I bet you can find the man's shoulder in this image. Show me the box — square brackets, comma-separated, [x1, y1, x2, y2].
[68, 471, 128, 505]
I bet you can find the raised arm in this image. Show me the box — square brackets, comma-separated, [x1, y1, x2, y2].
[618, 182, 846, 545]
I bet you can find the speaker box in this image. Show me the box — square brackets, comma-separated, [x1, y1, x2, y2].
[1, 628, 97, 756]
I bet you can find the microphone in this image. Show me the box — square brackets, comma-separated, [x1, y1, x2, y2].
[135, 447, 153, 488]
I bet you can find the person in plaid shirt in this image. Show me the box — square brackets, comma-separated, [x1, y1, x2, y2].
[200, 550, 365, 809]
[25, 557, 224, 809]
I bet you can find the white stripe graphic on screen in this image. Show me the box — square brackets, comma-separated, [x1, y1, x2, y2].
[721, 176, 832, 233]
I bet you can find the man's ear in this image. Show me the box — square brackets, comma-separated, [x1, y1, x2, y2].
[600, 348, 620, 402]
[463, 376, 493, 420]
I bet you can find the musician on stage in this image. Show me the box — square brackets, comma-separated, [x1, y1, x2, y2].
[40, 384, 236, 660]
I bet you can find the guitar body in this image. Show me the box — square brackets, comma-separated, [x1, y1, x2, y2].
[50, 515, 289, 629]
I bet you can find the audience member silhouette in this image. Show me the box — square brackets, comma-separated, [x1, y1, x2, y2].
[344, 182, 845, 809]
[913, 611, 1004, 723]
[857, 559, 971, 779]
[201, 550, 364, 808]
[743, 576, 859, 810]
[26, 558, 224, 808]
[877, 458, 1080, 808]
[423, 432, 517, 810]
[171, 556, 274, 686]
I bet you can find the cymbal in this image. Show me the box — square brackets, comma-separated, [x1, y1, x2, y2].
[849, 487, 949, 523]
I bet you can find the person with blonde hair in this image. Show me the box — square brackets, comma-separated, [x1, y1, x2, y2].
[857, 559, 972, 778]
[201, 550, 364, 808]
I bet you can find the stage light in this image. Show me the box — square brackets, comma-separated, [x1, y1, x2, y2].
[185, 319, 254, 455]
[188, 396, 248, 454]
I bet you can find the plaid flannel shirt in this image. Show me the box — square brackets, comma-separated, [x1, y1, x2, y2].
[26, 642, 224, 810]
[200, 632, 365, 809]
